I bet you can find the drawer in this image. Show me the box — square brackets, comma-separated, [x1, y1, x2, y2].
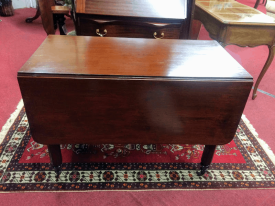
[78, 18, 181, 39]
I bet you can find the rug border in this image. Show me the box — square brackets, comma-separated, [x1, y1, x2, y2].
[242, 114, 275, 165]
[0, 100, 24, 145]
[0, 187, 275, 193]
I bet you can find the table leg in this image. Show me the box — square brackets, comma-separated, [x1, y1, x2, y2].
[253, 45, 275, 100]
[48, 145, 62, 176]
[25, 4, 41, 23]
[254, 0, 261, 9]
[53, 14, 67, 35]
[197, 145, 216, 176]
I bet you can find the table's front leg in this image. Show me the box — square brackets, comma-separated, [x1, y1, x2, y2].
[48, 145, 62, 177]
[197, 145, 216, 176]
[253, 45, 275, 99]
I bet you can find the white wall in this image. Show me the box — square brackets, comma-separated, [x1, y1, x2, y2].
[12, 0, 37, 9]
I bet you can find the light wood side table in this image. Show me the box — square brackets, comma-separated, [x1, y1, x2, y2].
[192, 0, 275, 99]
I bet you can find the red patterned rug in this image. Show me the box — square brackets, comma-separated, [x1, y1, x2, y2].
[0, 101, 275, 192]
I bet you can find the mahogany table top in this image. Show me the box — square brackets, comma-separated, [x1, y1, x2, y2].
[19, 35, 252, 80]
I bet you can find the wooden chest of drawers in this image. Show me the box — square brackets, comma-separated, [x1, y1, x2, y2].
[72, 0, 195, 39]
[18, 35, 253, 175]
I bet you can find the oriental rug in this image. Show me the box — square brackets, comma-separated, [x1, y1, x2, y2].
[0, 101, 275, 192]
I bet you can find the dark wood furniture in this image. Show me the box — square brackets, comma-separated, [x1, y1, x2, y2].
[51, 6, 70, 35]
[71, 0, 195, 39]
[25, 0, 70, 23]
[26, 0, 70, 35]
[192, 0, 275, 100]
[18, 35, 253, 176]
[254, 0, 267, 9]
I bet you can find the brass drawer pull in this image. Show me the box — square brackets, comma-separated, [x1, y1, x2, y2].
[96, 29, 107, 37]
[153, 32, 164, 39]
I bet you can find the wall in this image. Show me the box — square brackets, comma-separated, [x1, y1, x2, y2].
[12, 0, 37, 9]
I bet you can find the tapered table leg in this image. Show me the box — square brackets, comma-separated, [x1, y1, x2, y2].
[197, 145, 216, 176]
[48, 145, 62, 176]
[253, 45, 275, 100]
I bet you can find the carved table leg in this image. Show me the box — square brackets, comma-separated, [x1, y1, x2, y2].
[48, 145, 62, 177]
[253, 45, 275, 100]
[25, 4, 41, 23]
[197, 145, 216, 176]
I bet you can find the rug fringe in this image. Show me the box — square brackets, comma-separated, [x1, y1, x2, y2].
[242, 114, 275, 165]
[0, 99, 24, 144]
